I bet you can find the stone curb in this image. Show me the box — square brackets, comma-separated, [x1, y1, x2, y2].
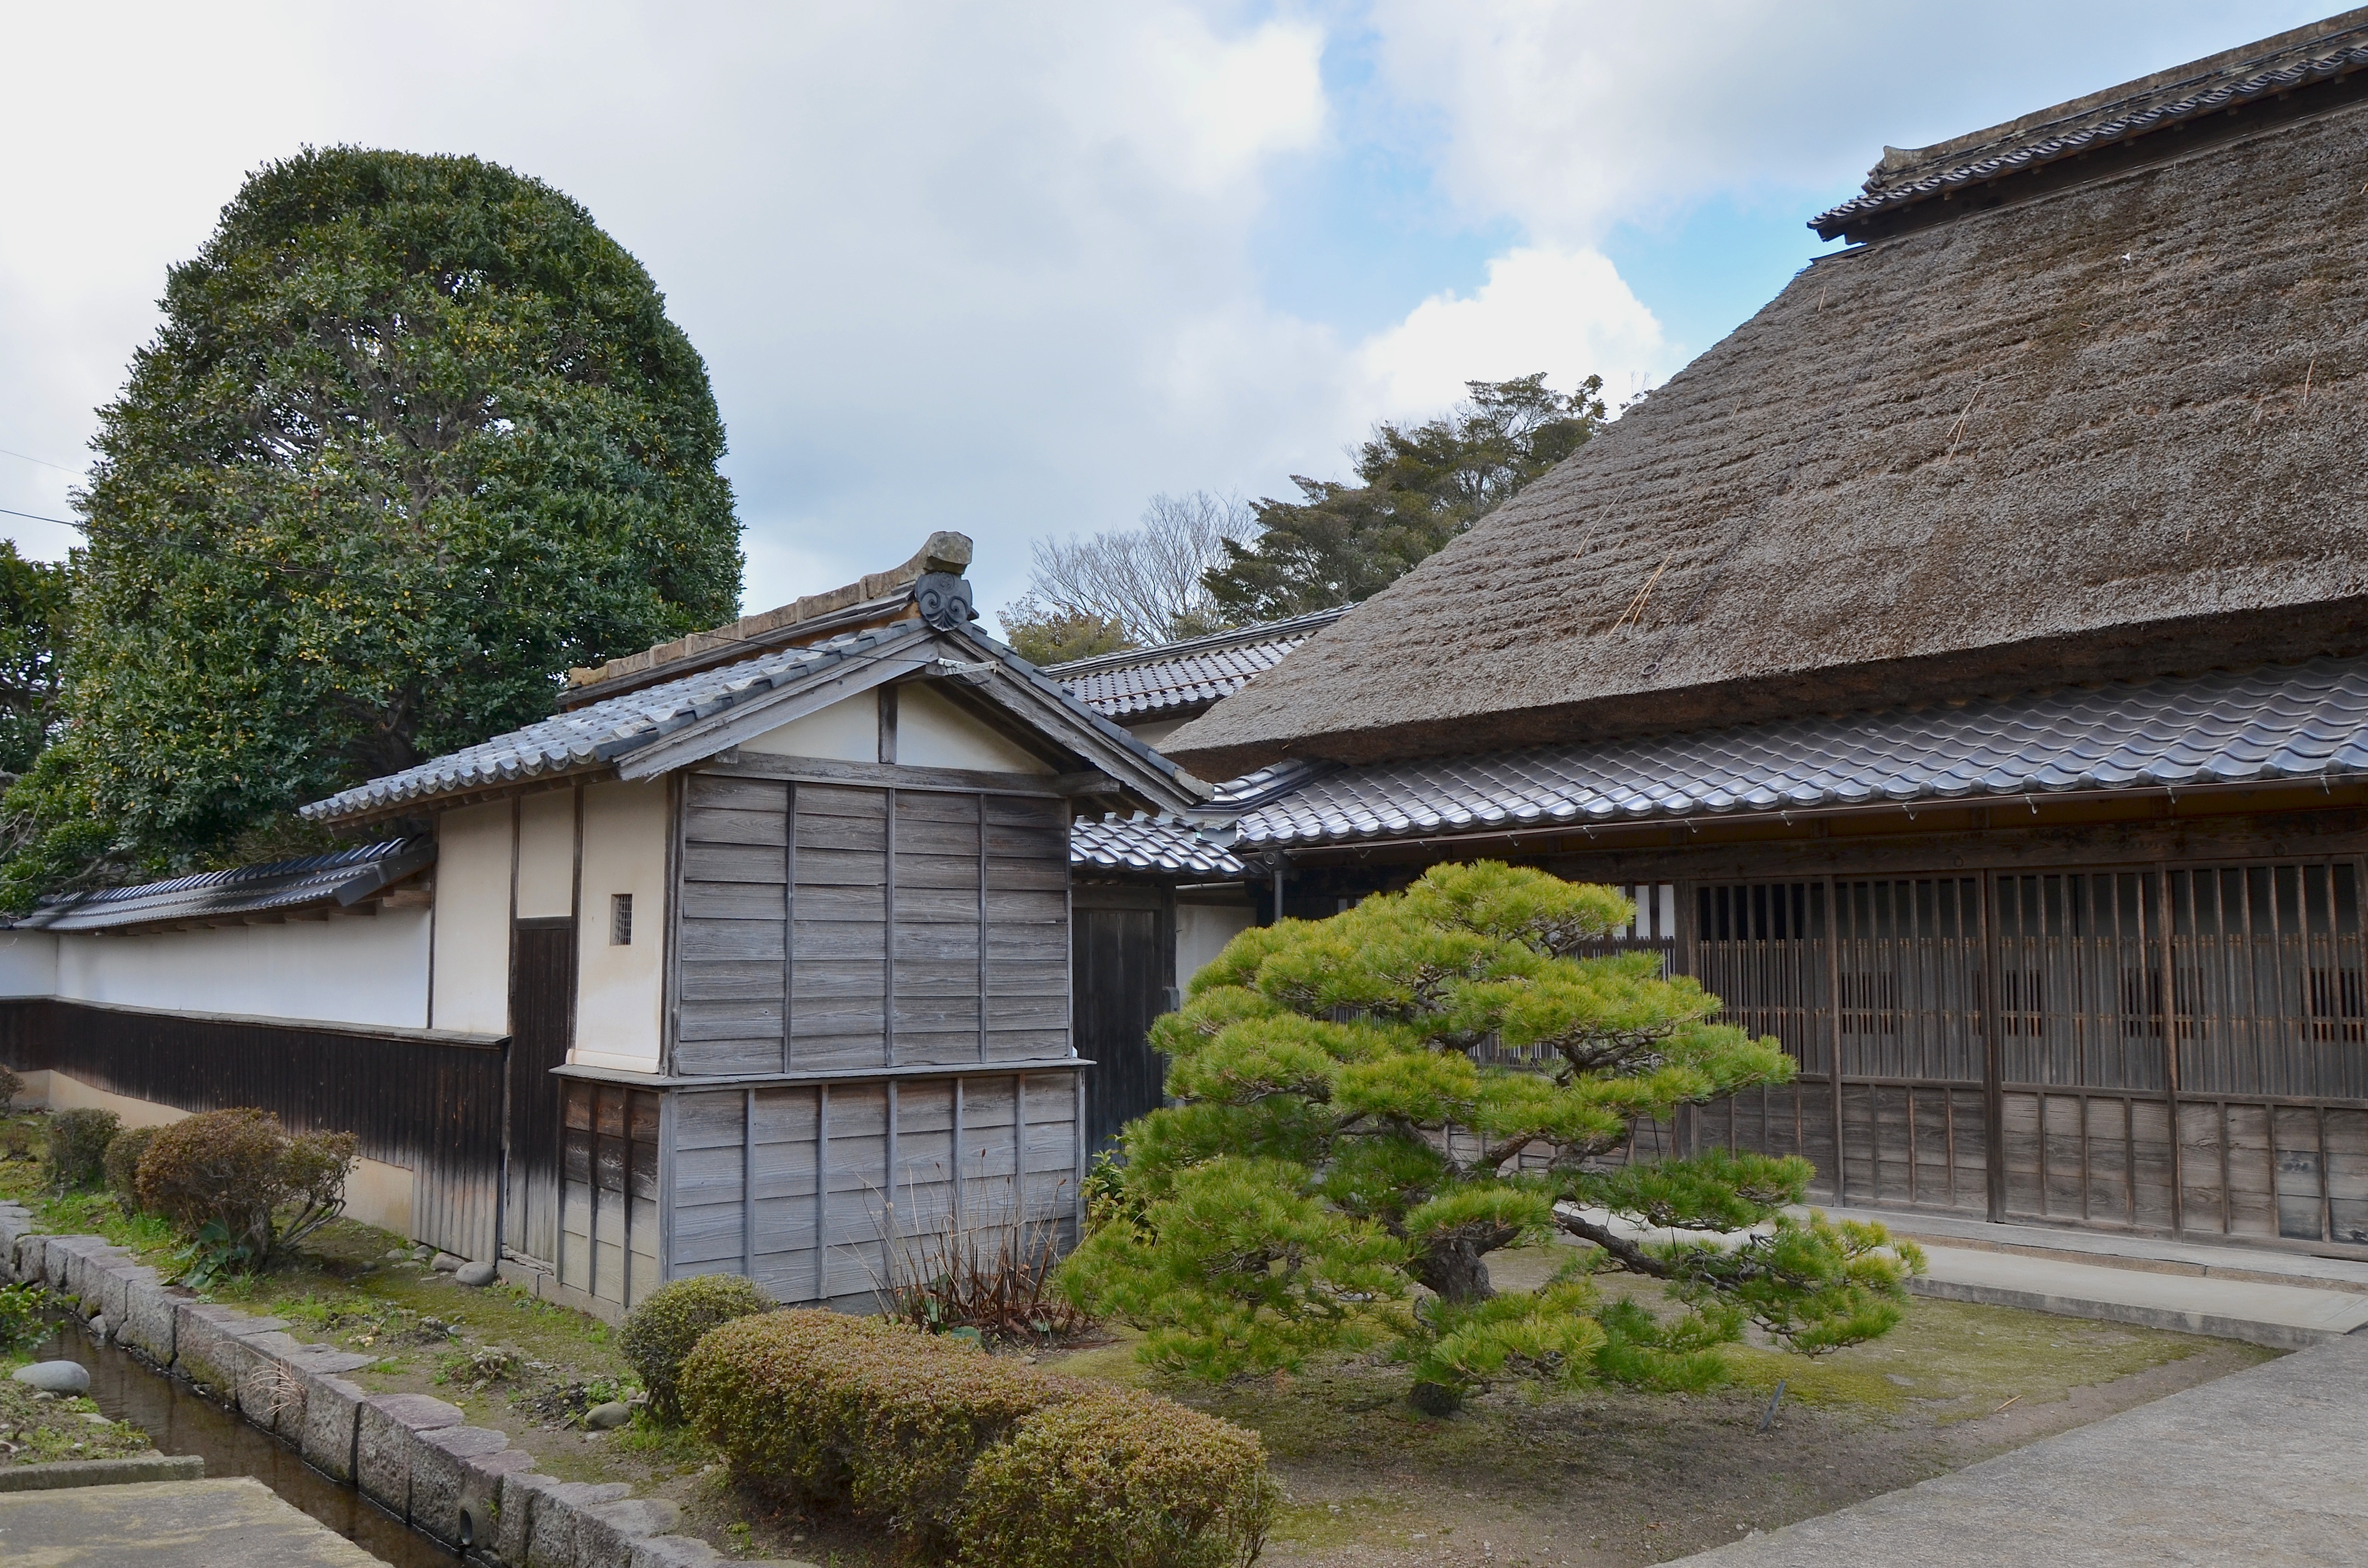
[1910, 1275, 2350, 1351]
[0, 1453, 206, 1492]
[0, 1222, 804, 1567]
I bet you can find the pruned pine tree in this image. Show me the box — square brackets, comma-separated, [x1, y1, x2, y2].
[1059, 862, 1921, 1410]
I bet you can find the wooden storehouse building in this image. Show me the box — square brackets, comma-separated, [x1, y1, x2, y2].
[1, 535, 1202, 1319]
[1161, 14, 2368, 1258]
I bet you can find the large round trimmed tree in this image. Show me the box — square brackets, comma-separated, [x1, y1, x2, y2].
[6, 147, 741, 897]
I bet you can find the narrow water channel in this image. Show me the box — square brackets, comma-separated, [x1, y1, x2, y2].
[36, 1318, 462, 1568]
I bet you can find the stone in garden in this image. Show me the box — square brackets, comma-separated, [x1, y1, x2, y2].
[432, 1252, 463, 1273]
[12, 1360, 89, 1394]
[584, 1400, 632, 1431]
[456, 1260, 498, 1287]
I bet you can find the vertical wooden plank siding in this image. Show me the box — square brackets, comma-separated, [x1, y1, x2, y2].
[1673, 858, 2368, 1255]
[0, 1001, 504, 1262]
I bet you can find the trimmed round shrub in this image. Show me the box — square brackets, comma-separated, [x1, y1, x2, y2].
[620, 1272, 773, 1423]
[955, 1388, 1278, 1568]
[45, 1107, 119, 1191]
[680, 1309, 1274, 1565]
[134, 1107, 357, 1266]
[103, 1125, 160, 1214]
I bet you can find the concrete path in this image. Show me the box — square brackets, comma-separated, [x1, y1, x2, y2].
[1672, 1330, 2368, 1567]
[0, 1475, 384, 1567]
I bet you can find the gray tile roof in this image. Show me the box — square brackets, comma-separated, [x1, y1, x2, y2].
[1071, 814, 1245, 878]
[1231, 658, 2368, 850]
[1050, 608, 1348, 722]
[307, 615, 1193, 824]
[1812, 25, 2368, 238]
[304, 623, 924, 821]
[15, 839, 431, 932]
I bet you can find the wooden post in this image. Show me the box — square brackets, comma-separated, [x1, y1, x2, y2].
[1980, 872, 2006, 1221]
[1824, 877, 1847, 1206]
[2156, 869, 2187, 1235]
[814, 1083, 831, 1304]
[742, 1086, 756, 1280]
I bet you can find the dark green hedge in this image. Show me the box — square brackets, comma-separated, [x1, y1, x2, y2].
[681, 1309, 1276, 1567]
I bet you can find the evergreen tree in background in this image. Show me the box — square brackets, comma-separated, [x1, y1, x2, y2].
[1059, 863, 1919, 1411]
[1203, 373, 1609, 623]
[0, 148, 742, 907]
[0, 543, 72, 781]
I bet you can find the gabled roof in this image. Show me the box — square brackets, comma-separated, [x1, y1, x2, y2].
[1049, 607, 1350, 723]
[15, 839, 432, 933]
[1163, 31, 2368, 782]
[1227, 657, 2368, 852]
[1816, 12, 2368, 241]
[305, 618, 1202, 826]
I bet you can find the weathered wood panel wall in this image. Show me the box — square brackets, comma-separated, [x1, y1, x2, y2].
[0, 998, 505, 1262]
[556, 1077, 660, 1309]
[633, 766, 1085, 1313]
[1073, 884, 1174, 1152]
[676, 775, 1069, 1074]
[663, 1068, 1082, 1308]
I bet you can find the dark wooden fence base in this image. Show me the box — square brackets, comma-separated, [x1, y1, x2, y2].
[0, 998, 506, 1262]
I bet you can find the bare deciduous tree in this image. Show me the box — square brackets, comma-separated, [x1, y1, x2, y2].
[1024, 490, 1259, 644]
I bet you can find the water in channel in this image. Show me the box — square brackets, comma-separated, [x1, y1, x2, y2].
[36, 1316, 462, 1568]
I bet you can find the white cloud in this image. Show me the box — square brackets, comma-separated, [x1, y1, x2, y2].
[1356, 245, 1666, 425]
[1364, 0, 2333, 245]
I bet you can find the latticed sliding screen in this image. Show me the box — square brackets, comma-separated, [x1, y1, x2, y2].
[1685, 864, 2368, 1248]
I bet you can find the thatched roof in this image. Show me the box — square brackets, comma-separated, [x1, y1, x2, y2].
[1164, 24, 2368, 782]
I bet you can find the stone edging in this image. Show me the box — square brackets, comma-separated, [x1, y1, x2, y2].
[0, 1203, 794, 1568]
[0, 1453, 204, 1492]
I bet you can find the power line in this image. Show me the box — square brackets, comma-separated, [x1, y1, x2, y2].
[0, 506, 76, 528]
[0, 446, 83, 475]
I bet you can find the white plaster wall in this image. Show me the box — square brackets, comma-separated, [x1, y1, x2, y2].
[51, 911, 431, 1030]
[741, 689, 877, 761]
[516, 787, 577, 920]
[574, 779, 669, 1072]
[0, 930, 57, 997]
[896, 683, 1055, 774]
[432, 800, 514, 1035]
[1177, 901, 1258, 989]
[29, 1069, 418, 1238]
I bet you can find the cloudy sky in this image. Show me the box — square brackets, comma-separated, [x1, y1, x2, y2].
[0, 1, 2330, 619]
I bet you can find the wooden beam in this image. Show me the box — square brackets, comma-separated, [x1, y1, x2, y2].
[696, 753, 1103, 798]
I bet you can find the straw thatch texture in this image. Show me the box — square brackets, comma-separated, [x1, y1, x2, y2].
[1166, 94, 2368, 782]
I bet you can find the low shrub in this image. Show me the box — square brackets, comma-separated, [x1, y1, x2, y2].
[957, 1388, 1278, 1568]
[680, 1309, 1274, 1566]
[103, 1125, 160, 1214]
[45, 1107, 119, 1192]
[133, 1107, 358, 1270]
[619, 1272, 773, 1422]
[0, 1064, 22, 1106]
